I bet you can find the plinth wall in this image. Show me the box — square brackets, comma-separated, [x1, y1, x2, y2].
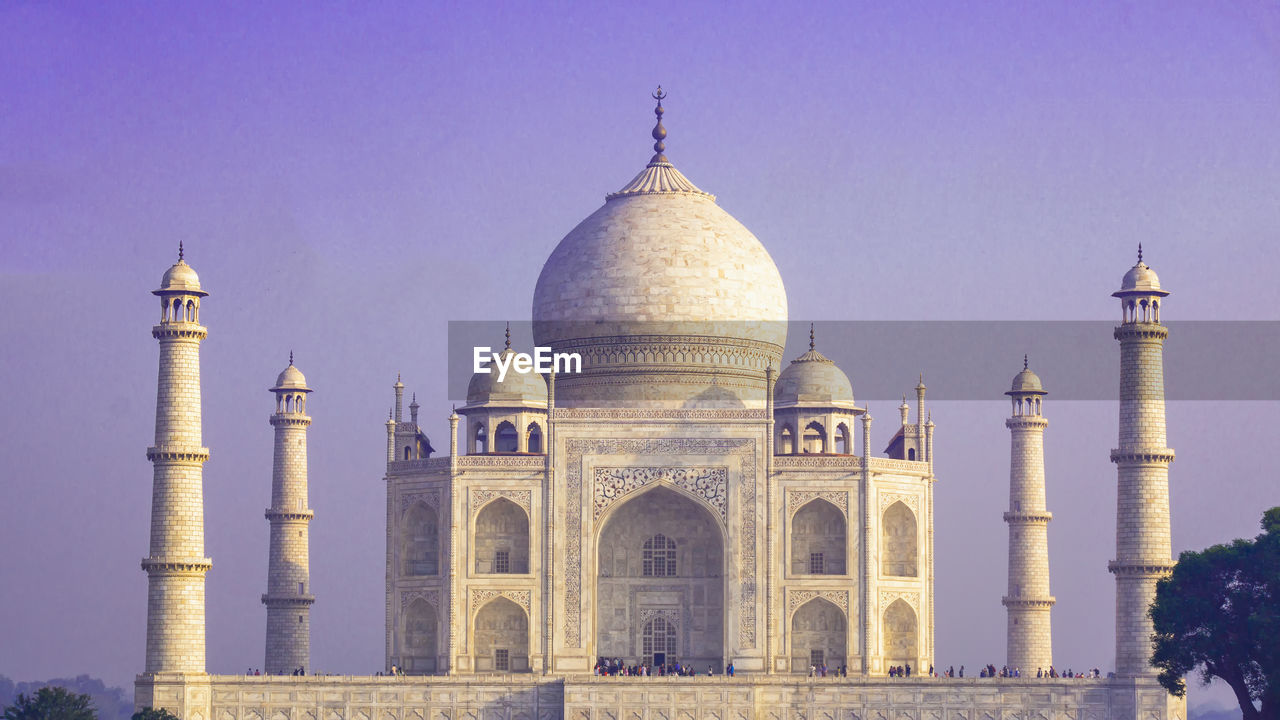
[136, 674, 1185, 720]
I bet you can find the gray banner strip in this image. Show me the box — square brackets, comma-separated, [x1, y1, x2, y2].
[446, 320, 1280, 402]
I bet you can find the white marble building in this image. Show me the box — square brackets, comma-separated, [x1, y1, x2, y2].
[135, 95, 1185, 719]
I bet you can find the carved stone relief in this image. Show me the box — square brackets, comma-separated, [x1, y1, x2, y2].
[564, 438, 758, 650]
[593, 466, 728, 521]
[471, 488, 532, 516]
[399, 488, 441, 516]
[787, 489, 849, 517]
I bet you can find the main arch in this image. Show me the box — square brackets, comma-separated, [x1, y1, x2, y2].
[594, 484, 726, 669]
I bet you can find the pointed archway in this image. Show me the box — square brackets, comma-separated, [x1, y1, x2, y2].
[595, 485, 725, 670]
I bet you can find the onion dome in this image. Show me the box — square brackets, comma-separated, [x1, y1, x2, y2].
[1006, 355, 1046, 396]
[464, 332, 548, 408]
[1113, 244, 1169, 297]
[272, 353, 311, 392]
[774, 325, 856, 408]
[531, 88, 787, 407]
[153, 241, 207, 296]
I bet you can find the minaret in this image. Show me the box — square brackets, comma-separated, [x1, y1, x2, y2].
[915, 375, 927, 462]
[1109, 246, 1175, 677]
[1003, 355, 1054, 673]
[262, 354, 315, 674]
[143, 243, 212, 673]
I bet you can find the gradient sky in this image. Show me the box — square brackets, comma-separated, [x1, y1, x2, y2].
[2, 2, 1279, 710]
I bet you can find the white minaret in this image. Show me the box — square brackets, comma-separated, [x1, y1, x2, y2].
[143, 243, 212, 673]
[1109, 246, 1175, 677]
[263, 354, 315, 674]
[1003, 356, 1054, 673]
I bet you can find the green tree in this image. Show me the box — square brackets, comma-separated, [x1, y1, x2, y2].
[1150, 507, 1280, 720]
[2, 686, 97, 720]
[131, 709, 180, 720]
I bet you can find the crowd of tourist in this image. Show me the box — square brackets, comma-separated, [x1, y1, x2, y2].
[244, 667, 307, 676]
[593, 658, 729, 677]
[241, 660, 1105, 680]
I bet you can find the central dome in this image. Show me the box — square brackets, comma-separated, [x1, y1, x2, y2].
[531, 97, 788, 407]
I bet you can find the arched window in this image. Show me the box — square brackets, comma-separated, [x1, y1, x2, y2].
[401, 598, 437, 673]
[401, 502, 439, 576]
[475, 498, 530, 574]
[495, 421, 518, 453]
[835, 424, 852, 454]
[473, 597, 529, 672]
[526, 423, 542, 453]
[404, 446, 413, 461]
[803, 422, 826, 454]
[790, 598, 846, 673]
[642, 534, 677, 577]
[883, 599, 918, 668]
[186, 299, 195, 322]
[882, 501, 918, 577]
[790, 499, 845, 575]
[473, 424, 487, 454]
[642, 617, 677, 665]
[908, 448, 916, 461]
[780, 425, 795, 455]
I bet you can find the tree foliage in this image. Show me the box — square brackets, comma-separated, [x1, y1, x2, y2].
[2, 686, 97, 720]
[1150, 507, 1280, 720]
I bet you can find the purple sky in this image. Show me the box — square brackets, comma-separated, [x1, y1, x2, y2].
[2, 2, 1279, 709]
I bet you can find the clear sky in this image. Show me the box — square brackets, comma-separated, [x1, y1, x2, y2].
[2, 1, 1278, 710]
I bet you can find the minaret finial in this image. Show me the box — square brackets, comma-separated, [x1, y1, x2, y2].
[650, 85, 668, 163]
[289, 350, 294, 366]
[178, 241, 184, 262]
[505, 321, 511, 350]
[809, 323, 816, 351]
[1024, 354, 1028, 370]
[1138, 243, 1143, 264]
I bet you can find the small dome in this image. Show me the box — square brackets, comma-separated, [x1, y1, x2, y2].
[1120, 261, 1162, 293]
[273, 363, 310, 392]
[1007, 367, 1046, 395]
[155, 259, 207, 296]
[465, 349, 548, 407]
[774, 347, 855, 408]
[1114, 247, 1169, 297]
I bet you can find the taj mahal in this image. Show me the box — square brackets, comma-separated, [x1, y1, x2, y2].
[135, 94, 1186, 719]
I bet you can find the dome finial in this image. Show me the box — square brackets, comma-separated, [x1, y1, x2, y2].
[289, 350, 294, 366]
[809, 323, 816, 351]
[1137, 243, 1143, 264]
[650, 85, 668, 164]
[505, 321, 511, 350]
[178, 240, 184, 262]
[1024, 353, 1028, 370]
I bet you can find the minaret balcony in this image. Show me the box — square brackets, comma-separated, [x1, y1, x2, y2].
[1109, 448, 1175, 464]
[261, 593, 316, 607]
[146, 446, 210, 463]
[265, 508, 315, 521]
[151, 323, 208, 341]
[1107, 560, 1176, 576]
[1002, 511, 1052, 523]
[1001, 596, 1055, 609]
[141, 557, 213, 573]
[1113, 324, 1169, 341]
